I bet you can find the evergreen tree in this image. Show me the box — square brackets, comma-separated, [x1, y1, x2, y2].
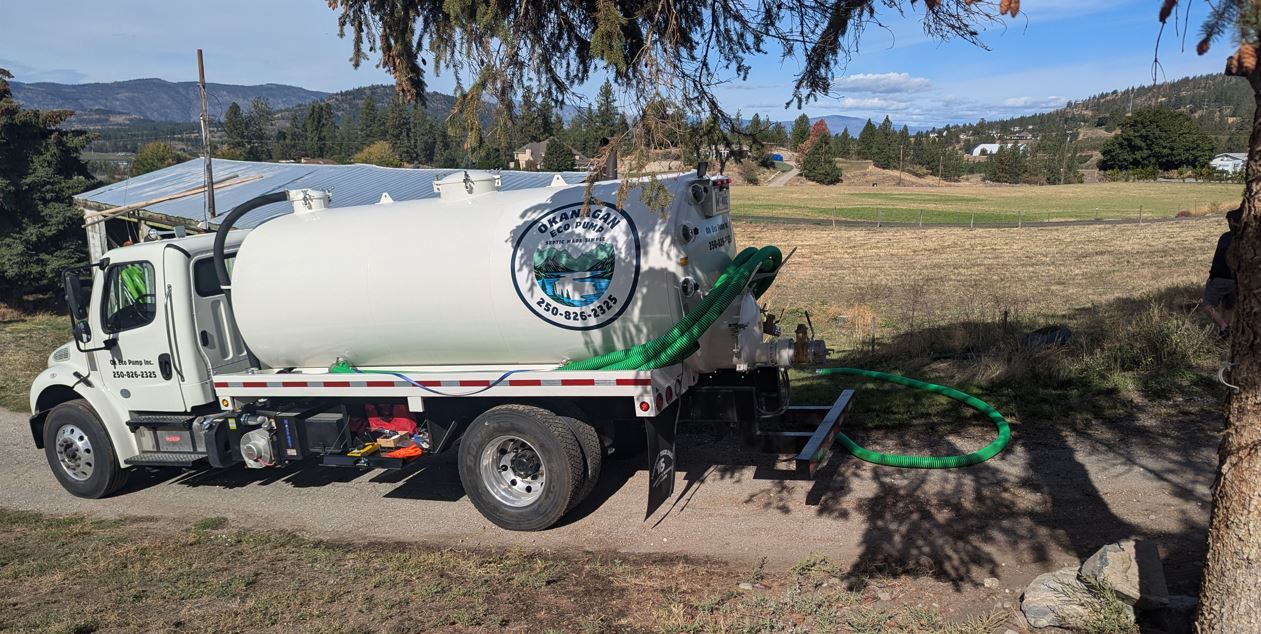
[358, 96, 382, 145]
[0, 69, 99, 303]
[540, 138, 576, 171]
[856, 119, 877, 161]
[245, 97, 273, 160]
[517, 85, 545, 145]
[801, 131, 841, 185]
[301, 102, 336, 158]
[871, 116, 898, 168]
[222, 102, 248, 154]
[834, 129, 853, 159]
[383, 97, 417, 164]
[984, 144, 1028, 184]
[789, 114, 811, 149]
[592, 80, 626, 140]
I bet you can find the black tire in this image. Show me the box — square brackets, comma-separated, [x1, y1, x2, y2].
[43, 400, 128, 499]
[458, 404, 584, 531]
[559, 416, 603, 511]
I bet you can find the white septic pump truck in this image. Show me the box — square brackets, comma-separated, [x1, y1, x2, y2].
[28, 167, 847, 531]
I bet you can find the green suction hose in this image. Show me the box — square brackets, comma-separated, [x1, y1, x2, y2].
[817, 368, 1011, 468]
[559, 245, 782, 371]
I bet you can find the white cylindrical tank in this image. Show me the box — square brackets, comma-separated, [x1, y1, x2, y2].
[228, 171, 741, 369]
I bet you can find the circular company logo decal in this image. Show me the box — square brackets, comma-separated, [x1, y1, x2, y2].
[512, 201, 640, 330]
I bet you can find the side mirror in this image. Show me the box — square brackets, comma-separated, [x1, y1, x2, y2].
[63, 270, 91, 344]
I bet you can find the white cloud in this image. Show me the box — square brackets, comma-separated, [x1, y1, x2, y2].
[831, 72, 933, 94]
[1002, 96, 1067, 109]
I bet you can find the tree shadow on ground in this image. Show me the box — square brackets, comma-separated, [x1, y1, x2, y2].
[668, 285, 1224, 593]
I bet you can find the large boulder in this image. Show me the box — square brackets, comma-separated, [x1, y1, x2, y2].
[1022, 566, 1092, 629]
[1080, 539, 1169, 610]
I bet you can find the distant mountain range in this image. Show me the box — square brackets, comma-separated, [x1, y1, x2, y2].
[10, 78, 328, 123]
[12, 77, 921, 134]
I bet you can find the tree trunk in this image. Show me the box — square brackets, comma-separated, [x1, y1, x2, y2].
[1195, 73, 1261, 634]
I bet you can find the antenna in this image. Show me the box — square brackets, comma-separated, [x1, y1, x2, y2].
[197, 49, 217, 221]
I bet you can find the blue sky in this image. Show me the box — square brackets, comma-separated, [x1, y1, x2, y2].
[0, 0, 1228, 127]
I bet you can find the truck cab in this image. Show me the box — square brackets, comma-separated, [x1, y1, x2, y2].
[29, 232, 249, 497]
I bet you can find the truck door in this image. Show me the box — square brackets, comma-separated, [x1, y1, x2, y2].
[189, 255, 252, 375]
[95, 259, 188, 413]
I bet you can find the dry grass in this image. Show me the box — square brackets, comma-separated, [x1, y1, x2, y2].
[741, 218, 1223, 341]
[0, 312, 68, 412]
[734, 181, 1244, 224]
[0, 509, 1011, 634]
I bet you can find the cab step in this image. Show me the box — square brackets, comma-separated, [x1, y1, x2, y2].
[126, 413, 197, 430]
[125, 452, 208, 468]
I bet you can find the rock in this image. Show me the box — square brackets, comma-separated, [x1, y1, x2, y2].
[1147, 594, 1198, 634]
[984, 577, 1000, 589]
[1080, 539, 1169, 610]
[738, 582, 754, 591]
[875, 588, 893, 601]
[1021, 566, 1092, 629]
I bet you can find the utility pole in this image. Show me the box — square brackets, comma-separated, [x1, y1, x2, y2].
[898, 144, 905, 186]
[197, 49, 217, 222]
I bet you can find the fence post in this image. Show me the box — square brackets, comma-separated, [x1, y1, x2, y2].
[832, 207, 837, 229]
[876, 208, 882, 228]
[918, 209, 924, 228]
[1095, 207, 1100, 222]
[1017, 209, 1022, 228]
[1138, 205, 1143, 225]
[970, 212, 975, 229]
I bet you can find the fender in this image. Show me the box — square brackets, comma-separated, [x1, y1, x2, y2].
[29, 361, 139, 461]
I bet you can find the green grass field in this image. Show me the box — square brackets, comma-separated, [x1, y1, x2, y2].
[733, 181, 1245, 225]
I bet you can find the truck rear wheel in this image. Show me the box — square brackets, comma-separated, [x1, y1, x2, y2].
[559, 416, 603, 511]
[43, 400, 128, 499]
[458, 405, 584, 531]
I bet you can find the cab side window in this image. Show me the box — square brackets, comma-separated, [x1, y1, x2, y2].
[102, 262, 157, 333]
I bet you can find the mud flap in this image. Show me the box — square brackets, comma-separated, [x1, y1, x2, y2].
[644, 401, 681, 519]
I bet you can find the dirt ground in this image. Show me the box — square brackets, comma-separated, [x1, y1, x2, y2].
[0, 389, 1221, 631]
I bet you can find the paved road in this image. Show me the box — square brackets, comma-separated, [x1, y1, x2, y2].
[0, 405, 1217, 590]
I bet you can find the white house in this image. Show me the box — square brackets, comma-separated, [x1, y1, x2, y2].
[1210, 152, 1247, 174]
[970, 142, 1027, 157]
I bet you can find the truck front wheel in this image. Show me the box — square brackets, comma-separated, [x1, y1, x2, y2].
[458, 405, 584, 531]
[43, 400, 128, 499]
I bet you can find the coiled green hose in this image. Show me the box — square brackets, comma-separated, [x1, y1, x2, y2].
[817, 368, 1012, 468]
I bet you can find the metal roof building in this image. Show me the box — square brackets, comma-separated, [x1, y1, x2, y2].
[75, 158, 590, 259]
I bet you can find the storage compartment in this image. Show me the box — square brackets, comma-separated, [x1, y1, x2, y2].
[304, 411, 351, 455]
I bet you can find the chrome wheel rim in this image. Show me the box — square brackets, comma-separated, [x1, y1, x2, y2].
[479, 435, 545, 507]
[55, 424, 94, 481]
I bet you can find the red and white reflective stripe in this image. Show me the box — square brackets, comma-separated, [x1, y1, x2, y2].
[212, 377, 654, 390]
